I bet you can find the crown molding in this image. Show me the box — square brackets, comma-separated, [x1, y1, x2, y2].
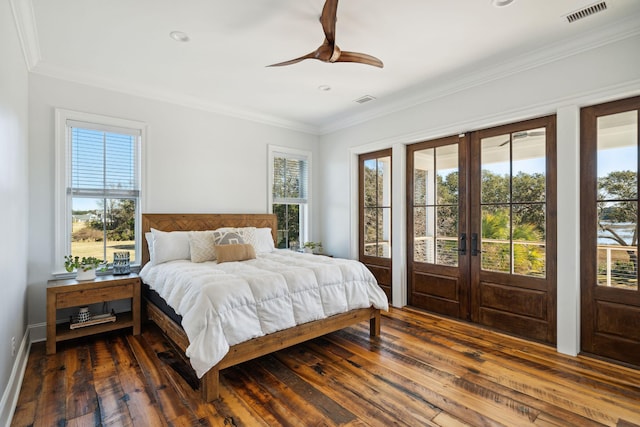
[31, 62, 321, 135]
[9, 0, 41, 70]
[318, 11, 640, 135]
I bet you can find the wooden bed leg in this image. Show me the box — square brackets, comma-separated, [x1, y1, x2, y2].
[201, 367, 220, 402]
[370, 309, 381, 337]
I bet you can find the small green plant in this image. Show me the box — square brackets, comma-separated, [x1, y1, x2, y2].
[64, 255, 105, 272]
[303, 241, 323, 253]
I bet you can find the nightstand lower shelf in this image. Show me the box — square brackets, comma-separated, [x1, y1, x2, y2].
[55, 311, 134, 343]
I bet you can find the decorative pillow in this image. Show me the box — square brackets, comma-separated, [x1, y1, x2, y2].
[150, 228, 190, 265]
[213, 230, 245, 246]
[188, 231, 216, 263]
[236, 227, 257, 247]
[253, 227, 275, 253]
[215, 244, 256, 263]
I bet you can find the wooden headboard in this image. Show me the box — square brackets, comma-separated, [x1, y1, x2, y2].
[141, 213, 278, 266]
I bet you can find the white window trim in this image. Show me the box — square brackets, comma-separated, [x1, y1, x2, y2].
[267, 145, 312, 245]
[54, 109, 147, 274]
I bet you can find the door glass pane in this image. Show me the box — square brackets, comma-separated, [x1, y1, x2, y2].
[378, 207, 391, 257]
[437, 205, 458, 266]
[413, 145, 459, 266]
[597, 201, 638, 290]
[377, 157, 391, 207]
[437, 144, 459, 205]
[596, 111, 638, 289]
[481, 134, 510, 204]
[363, 159, 377, 207]
[362, 155, 391, 258]
[364, 207, 378, 256]
[414, 206, 434, 263]
[481, 204, 510, 273]
[513, 203, 546, 277]
[480, 128, 548, 277]
[414, 148, 433, 205]
[512, 128, 546, 203]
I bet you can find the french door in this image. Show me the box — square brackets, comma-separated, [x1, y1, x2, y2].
[408, 116, 557, 344]
[359, 150, 392, 303]
[580, 96, 640, 366]
[407, 135, 469, 318]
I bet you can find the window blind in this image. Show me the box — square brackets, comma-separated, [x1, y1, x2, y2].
[68, 125, 139, 198]
[272, 154, 308, 204]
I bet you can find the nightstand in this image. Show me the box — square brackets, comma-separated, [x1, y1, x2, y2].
[46, 273, 141, 355]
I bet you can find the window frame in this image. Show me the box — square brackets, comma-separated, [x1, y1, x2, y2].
[54, 109, 146, 274]
[267, 145, 312, 248]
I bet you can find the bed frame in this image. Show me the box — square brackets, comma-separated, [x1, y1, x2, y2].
[141, 213, 381, 401]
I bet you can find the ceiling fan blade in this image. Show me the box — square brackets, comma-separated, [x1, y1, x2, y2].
[266, 51, 318, 67]
[320, 0, 338, 44]
[268, 0, 384, 68]
[336, 51, 384, 68]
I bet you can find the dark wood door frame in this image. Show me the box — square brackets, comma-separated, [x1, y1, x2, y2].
[580, 96, 640, 367]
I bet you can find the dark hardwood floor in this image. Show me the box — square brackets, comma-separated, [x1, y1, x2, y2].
[11, 307, 640, 426]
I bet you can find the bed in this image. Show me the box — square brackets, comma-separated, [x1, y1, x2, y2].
[140, 213, 388, 401]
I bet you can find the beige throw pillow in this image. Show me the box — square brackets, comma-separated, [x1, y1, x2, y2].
[189, 231, 216, 263]
[215, 244, 256, 263]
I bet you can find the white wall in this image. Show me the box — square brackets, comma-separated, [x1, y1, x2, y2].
[0, 0, 30, 423]
[318, 34, 640, 355]
[27, 74, 319, 330]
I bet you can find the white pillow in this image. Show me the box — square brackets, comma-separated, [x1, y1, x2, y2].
[253, 227, 275, 253]
[150, 228, 190, 265]
[145, 232, 155, 264]
[189, 231, 216, 263]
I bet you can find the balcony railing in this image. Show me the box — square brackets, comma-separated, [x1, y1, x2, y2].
[598, 244, 637, 289]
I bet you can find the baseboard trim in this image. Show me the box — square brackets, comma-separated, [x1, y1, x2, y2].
[0, 328, 31, 427]
[28, 322, 46, 343]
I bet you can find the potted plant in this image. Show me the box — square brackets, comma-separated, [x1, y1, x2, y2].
[303, 241, 323, 254]
[64, 255, 105, 281]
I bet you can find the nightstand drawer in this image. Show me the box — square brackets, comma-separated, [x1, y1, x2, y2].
[56, 282, 133, 308]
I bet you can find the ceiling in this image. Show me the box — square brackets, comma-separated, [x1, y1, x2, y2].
[13, 0, 640, 134]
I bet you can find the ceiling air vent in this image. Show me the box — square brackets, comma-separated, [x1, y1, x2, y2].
[564, 1, 607, 23]
[355, 95, 376, 104]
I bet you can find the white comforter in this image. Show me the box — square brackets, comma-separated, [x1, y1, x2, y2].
[139, 250, 389, 377]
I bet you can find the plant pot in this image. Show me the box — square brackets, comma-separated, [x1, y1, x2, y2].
[76, 268, 96, 281]
[304, 248, 313, 254]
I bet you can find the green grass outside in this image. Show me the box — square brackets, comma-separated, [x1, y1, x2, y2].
[71, 222, 136, 264]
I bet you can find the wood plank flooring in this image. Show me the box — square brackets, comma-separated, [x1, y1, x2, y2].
[11, 307, 640, 426]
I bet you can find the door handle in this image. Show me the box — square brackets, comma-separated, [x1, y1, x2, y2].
[456, 233, 466, 255]
[471, 233, 479, 256]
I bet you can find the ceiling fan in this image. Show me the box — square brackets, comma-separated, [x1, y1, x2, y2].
[267, 0, 383, 68]
[498, 130, 546, 146]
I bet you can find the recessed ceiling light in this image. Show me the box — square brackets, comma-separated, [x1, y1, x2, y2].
[492, 0, 515, 7]
[169, 31, 190, 42]
[318, 85, 331, 92]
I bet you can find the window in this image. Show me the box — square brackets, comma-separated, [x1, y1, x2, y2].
[360, 150, 392, 258]
[269, 146, 311, 249]
[55, 110, 144, 271]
